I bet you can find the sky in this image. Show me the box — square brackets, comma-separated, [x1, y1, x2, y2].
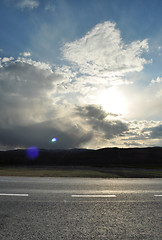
[1, 0, 162, 150]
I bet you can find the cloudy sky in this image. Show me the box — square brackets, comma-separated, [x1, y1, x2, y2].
[1, 0, 162, 150]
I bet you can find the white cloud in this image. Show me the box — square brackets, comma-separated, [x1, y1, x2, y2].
[56, 21, 150, 118]
[20, 52, 31, 57]
[62, 21, 149, 86]
[45, 3, 55, 12]
[16, 0, 39, 9]
[118, 120, 162, 148]
[2, 57, 14, 63]
[15, 57, 52, 71]
[0, 20, 161, 149]
[111, 72, 162, 121]
[151, 76, 162, 84]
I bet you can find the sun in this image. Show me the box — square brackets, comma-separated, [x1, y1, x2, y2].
[97, 87, 128, 116]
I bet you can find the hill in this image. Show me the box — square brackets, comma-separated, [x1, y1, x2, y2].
[0, 147, 162, 169]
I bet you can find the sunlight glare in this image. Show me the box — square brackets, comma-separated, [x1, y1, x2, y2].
[97, 87, 128, 116]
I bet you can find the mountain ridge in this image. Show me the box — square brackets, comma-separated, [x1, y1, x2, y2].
[0, 147, 162, 168]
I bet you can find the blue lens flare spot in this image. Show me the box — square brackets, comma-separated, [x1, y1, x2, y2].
[26, 146, 39, 160]
[51, 137, 57, 142]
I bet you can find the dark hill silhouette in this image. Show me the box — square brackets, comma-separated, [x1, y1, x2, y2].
[0, 147, 162, 168]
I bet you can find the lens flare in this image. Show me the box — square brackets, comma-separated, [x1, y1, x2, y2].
[51, 137, 57, 142]
[26, 146, 39, 160]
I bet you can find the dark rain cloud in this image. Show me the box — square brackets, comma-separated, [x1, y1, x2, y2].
[0, 62, 61, 97]
[0, 120, 93, 149]
[146, 125, 162, 139]
[0, 60, 94, 149]
[89, 118, 128, 139]
[76, 104, 129, 139]
[0, 59, 128, 149]
[0, 61, 64, 128]
[76, 105, 108, 120]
